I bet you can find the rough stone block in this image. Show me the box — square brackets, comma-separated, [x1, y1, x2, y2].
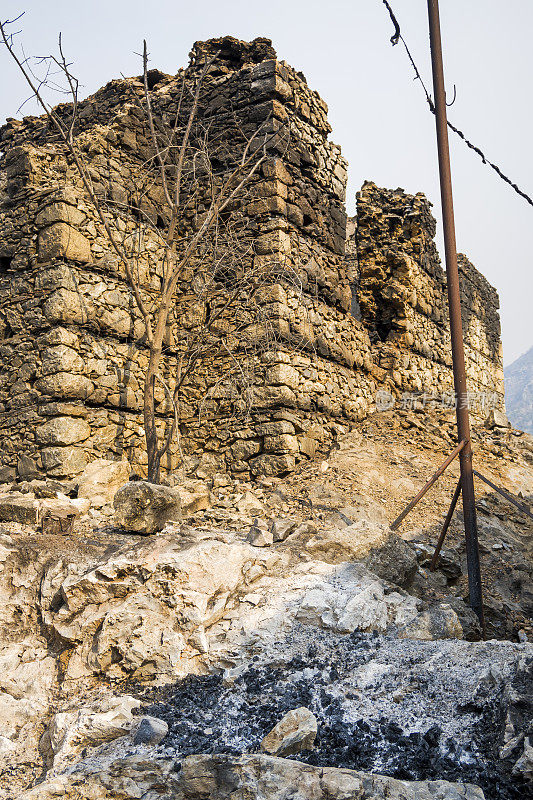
[5, 146, 34, 178]
[485, 409, 510, 429]
[41, 447, 87, 477]
[36, 417, 91, 446]
[173, 480, 211, 516]
[249, 453, 295, 476]
[256, 421, 295, 436]
[255, 228, 291, 255]
[298, 435, 317, 458]
[270, 518, 297, 542]
[266, 363, 299, 389]
[35, 202, 85, 228]
[17, 455, 39, 479]
[114, 481, 182, 533]
[0, 465, 16, 483]
[262, 157, 292, 184]
[247, 521, 273, 547]
[38, 223, 91, 263]
[35, 372, 94, 400]
[246, 196, 287, 216]
[77, 458, 132, 508]
[40, 503, 79, 535]
[42, 289, 90, 325]
[263, 433, 299, 453]
[253, 385, 296, 408]
[41, 345, 84, 376]
[255, 284, 287, 304]
[231, 439, 262, 461]
[0, 494, 39, 524]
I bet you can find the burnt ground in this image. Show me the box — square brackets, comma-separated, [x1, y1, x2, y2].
[138, 630, 532, 800]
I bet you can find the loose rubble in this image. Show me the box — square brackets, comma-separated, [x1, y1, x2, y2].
[0, 404, 529, 799]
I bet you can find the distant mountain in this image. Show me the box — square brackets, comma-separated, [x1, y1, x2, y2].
[504, 346, 533, 434]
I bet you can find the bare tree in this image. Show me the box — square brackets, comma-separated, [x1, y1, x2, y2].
[1, 18, 297, 482]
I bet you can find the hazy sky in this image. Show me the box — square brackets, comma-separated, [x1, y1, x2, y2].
[1, 0, 531, 365]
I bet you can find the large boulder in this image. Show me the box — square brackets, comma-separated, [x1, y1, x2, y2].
[177, 754, 486, 800]
[77, 458, 131, 508]
[21, 752, 486, 799]
[113, 481, 182, 533]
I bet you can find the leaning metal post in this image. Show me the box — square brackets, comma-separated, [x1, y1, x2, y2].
[430, 478, 462, 571]
[390, 439, 466, 531]
[427, 0, 484, 627]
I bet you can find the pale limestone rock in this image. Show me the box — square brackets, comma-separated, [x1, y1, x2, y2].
[84, 593, 188, 679]
[41, 446, 87, 477]
[113, 480, 182, 533]
[302, 519, 390, 563]
[18, 752, 488, 799]
[235, 490, 265, 515]
[182, 755, 487, 800]
[485, 408, 510, 429]
[38, 533, 265, 681]
[298, 434, 317, 457]
[35, 371, 94, 400]
[35, 201, 85, 228]
[512, 736, 533, 780]
[49, 695, 141, 768]
[39, 497, 88, 519]
[292, 520, 318, 537]
[266, 362, 300, 389]
[173, 479, 211, 516]
[41, 345, 84, 375]
[36, 417, 91, 446]
[38, 222, 91, 262]
[261, 707, 317, 756]
[77, 458, 131, 508]
[0, 642, 57, 786]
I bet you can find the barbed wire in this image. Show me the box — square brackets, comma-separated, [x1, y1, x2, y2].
[381, 0, 533, 209]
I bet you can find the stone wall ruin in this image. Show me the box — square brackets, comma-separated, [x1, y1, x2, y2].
[0, 36, 504, 481]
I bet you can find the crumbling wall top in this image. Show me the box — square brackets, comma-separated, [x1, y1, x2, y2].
[189, 36, 277, 71]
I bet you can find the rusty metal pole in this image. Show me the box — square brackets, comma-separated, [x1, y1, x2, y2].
[427, 0, 484, 627]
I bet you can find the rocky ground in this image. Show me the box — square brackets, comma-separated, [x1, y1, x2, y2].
[0, 407, 531, 799]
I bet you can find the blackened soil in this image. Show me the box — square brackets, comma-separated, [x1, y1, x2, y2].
[138, 632, 532, 800]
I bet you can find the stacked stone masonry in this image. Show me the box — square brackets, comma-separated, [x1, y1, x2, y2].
[0, 36, 504, 480]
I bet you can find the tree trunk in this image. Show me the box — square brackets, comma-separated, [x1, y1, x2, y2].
[144, 345, 163, 483]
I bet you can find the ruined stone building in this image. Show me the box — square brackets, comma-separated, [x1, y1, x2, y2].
[0, 37, 504, 481]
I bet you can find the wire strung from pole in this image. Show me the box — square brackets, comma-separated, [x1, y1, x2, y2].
[381, 0, 533, 209]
